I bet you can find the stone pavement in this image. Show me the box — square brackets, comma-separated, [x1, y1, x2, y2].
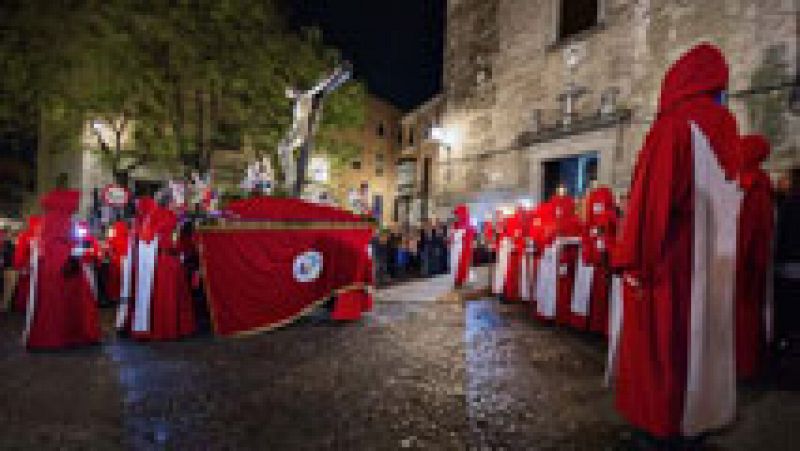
[375, 266, 490, 303]
[0, 276, 797, 450]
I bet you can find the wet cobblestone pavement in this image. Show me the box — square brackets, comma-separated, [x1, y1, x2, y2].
[1, 283, 798, 450]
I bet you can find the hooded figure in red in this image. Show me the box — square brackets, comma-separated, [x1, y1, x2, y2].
[532, 201, 562, 321]
[24, 190, 100, 349]
[735, 134, 774, 381]
[580, 185, 618, 335]
[331, 235, 375, 321]
[130, 199, 195, 341]
[117, 197, 156, 332]
[491, 213, 511, 295]
[611, 44, 742, 439]
[549, 191, 584, 328]
[12, 215, 41, 312]
[501, 208, 524, 302]
[449, 204, 475, 288]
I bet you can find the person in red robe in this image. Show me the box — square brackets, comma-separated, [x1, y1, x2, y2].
[117, 198, 155, 333]
[12, 215, 41, 312]
[131, 200, 195, 341]
[449, 204, 475, 288]
[611, 43, 742, 440]
[550, 189, 584, 328]
[502, 209, 524, 302]
[532, 201, 559, 321]
[482, 219, 496, 259]
[491, 213, 511, 296]
[582, 184, 618, 335]
[523, 203, 547, 307]
[24, 190, 100, 350]
[735, 135, 775, 381]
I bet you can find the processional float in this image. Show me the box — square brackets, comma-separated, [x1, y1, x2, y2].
[196, 63, 376, 337]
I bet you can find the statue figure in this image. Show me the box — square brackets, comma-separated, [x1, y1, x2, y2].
[242, 157, 275, 195]
[277, 63, 352, 195]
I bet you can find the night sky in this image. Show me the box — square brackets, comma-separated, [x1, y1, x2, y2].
[290, 0, 445, 111]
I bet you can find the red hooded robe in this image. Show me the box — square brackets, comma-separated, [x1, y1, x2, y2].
[491, 214, 511, 295]
[550, 194, 584, 328]
[502, 209, 524, 302]
[531, 201, 559, 322]
[612, 44, 741, 438]
[12, 215, 41, 312]
[523, 205, 547, 306]
[582, 186, 618, 335]
[735, 135, 774, 381]
[450, 204, 476, 288]
[25, 190, 100, 349]
[132, 205, 195, 341]
[106, 220, 129, 304]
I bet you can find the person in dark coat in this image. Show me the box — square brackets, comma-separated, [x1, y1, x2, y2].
[774, 168, 800, 353]
[418, 224, 432, 277]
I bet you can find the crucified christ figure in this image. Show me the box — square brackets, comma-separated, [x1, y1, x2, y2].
[278, 62, 352, 196]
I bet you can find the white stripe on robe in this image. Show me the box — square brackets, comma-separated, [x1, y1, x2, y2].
[535, 244, 558, 318]
[132, 238, 158, 333]
[492, 237, 511, 295]
[571, 249, 594, 316]
[82, 263, 98, 302]
[605, 275, 624, 387]
[449, 228, 465, 287]
[683, 122, 740, 436]
[21, 241, 39, 345]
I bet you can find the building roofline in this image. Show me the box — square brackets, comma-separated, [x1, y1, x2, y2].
[400, 94, 444, 124]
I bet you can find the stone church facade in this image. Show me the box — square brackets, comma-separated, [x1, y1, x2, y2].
[434, 0, 799, 219]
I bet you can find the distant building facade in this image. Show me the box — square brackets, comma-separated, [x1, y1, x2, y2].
[396, 95, 444, 227]
[35, 92, 406, 224]
[434, 0, 799, 218]
[328, 95, 403, 225]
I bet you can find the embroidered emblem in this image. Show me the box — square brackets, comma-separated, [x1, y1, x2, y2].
[293, 250, 324, 283]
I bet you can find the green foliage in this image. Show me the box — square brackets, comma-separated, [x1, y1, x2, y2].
[0, 0, 366, 182]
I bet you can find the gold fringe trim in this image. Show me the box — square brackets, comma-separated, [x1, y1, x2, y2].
[225, 282, 373, 338]
[198, 238, 373, 338]
[199, 221, 374, 232]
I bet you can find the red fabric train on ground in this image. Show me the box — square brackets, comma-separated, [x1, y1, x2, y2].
[197, 197, 375, 336]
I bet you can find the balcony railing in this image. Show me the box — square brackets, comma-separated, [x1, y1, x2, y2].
[516, 107, 631, 148]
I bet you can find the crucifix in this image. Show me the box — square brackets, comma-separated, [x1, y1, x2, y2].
[278, 62, 353, 196]
[558, 82, 588, 127]
[559, 45, 588, 127]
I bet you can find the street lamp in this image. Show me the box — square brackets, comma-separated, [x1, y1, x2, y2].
[430, 126, 457, 147]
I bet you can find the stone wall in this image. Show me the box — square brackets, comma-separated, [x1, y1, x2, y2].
[437, 0, 799, 213]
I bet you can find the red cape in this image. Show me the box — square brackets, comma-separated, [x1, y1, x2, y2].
[27, 190, 100, 349]
[612, 43, 741, 438]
